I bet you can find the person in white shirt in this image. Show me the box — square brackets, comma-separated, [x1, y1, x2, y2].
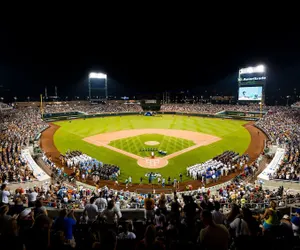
[229, 215, 250, 237]
[84, 197, 99, 223]
[28, 188, 38, 207]
[95, 193, 108, 212]
[102, 199, 122, 225]
[128, 176, 132, 186]
[0, 184, 10, 206]
[212, 201, 225, 225]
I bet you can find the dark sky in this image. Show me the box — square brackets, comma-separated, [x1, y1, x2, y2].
[1, 9, 299, 100]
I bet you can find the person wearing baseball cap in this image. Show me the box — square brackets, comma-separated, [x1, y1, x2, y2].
[280, 214, 293, 239]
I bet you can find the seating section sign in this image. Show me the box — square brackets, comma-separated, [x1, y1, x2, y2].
[145, 100, 157, 104]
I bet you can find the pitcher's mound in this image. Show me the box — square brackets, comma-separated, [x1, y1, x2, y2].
[137, 157, 168, 169]
[144, 141, 160, 146]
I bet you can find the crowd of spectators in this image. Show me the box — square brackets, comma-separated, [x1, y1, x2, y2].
[0, 102, 11, 110]
[160, 103, 261, 114]
[1, 174, 300, 249]
[255, 107, 300, 182]
[0, 107, 48, 184]
[44, 102, 143, 114]
[292, 102, 300, 107]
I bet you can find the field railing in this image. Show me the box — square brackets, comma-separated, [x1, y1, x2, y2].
[42, 111, 262, 122]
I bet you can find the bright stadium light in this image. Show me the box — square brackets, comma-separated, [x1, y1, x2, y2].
[89, 72, 107, 79]
[256, 65, 265, 72]
[239, 65, 265, 74]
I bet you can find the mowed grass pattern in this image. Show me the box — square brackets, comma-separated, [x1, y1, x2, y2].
[53, 115, 251, 183]
[109, 134, 195, 157]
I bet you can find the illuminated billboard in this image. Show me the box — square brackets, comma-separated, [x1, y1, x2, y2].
[238, 65, 266, 86]
[238, 86, 262, 101]
[239, 65, 265, 75]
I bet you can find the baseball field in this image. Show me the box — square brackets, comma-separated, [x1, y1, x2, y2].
[50, 115, 252, 183]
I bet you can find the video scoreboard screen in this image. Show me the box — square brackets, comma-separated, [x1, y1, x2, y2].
[90, 78, 106, 89]
[238, 86, 262, 101]
[90, 78, 106, 98]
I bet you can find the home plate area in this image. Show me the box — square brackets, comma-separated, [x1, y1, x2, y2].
[137, 157, 168, 169]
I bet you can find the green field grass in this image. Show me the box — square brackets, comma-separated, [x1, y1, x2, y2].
[53, 115, 251, 183]
[109, 133, 195, 157]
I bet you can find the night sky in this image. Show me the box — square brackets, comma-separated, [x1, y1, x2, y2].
[1, 10, 299, 101]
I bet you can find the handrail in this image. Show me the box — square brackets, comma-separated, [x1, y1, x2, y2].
[270, 178, 300, 183]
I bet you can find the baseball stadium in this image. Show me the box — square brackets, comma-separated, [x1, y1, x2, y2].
[1, 65, 300, 249]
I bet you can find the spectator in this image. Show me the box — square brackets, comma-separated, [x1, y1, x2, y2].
[117, 221, 136, 239]
[144, 193, 155, 222]
[136, 225, 165, 250]
[64, 209, 77, 248]
[0, 205, 12, 235]
[102, 199, 122, 226]
[32, 199, 48, 219]
[199, 210, 229, 250]
[261, 200, 279, 232]
[212, 201, 225, 224]
[83, 196, 99, 223]
[27, 188, 38, 207]
[0, 184, 10, 206]
[291, 209, 300, 237]
[280, 214, 293, 239]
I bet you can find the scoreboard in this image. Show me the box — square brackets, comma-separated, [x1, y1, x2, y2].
[141, 100, 161, 111]
[238, 65, 266, 87]
[237, 65, 266, 102]
[88, 72, 107, 100]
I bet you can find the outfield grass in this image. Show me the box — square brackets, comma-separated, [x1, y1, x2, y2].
[109, 133, 195, 157]
[53, 115, 251, 183]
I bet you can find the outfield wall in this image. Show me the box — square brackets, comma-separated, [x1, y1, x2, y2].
[43, 111, 259, 122]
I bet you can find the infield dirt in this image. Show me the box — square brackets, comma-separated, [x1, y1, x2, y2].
[82, 129, 221, 168]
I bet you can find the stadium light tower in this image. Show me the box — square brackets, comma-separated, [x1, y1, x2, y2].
[88, 72, 108, 100]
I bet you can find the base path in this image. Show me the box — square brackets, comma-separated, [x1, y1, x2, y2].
[83, 129, 221, 168]
[40, 121, 266, 191]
